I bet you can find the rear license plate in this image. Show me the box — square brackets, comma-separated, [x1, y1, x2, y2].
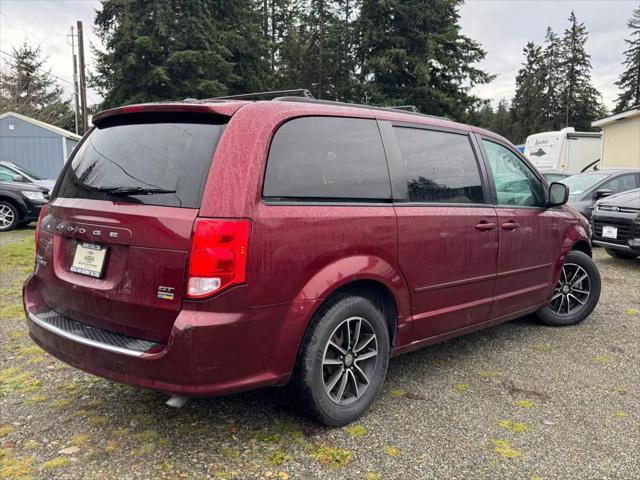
[70, 243, 107, 278]
[602, 226, 618, 239]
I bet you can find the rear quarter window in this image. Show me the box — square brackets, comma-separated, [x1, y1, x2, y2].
[56, 113, 226, 208]
[263, 116, 391, 201]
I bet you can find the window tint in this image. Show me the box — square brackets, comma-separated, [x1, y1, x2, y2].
[56, 113, 226, 208]
[0, 165, 15, 182]
[483, 140, 545, 207]
[263, 117, 391, 200]
[394, 127, 483, 203]
[600, 174, 638, 195]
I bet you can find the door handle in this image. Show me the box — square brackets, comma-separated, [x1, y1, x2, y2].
[474, 221, 497, 231]
[501, 221, 519, 230]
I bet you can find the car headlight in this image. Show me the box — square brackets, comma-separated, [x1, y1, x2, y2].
[22, 191, 47, 202]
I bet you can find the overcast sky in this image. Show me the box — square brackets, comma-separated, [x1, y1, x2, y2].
[0, 0, 637, 111]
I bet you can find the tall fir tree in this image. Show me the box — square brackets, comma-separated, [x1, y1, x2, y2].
[358, 0, 493, 119]
[511, 42, 548, 143]
[91, 0, 255, 107]
[614, 7, 640, 113]
[542, 28, 564, 130]
[559, 11, 604, 130]
[0, 43, 74, 131]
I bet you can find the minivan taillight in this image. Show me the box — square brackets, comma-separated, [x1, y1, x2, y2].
[186, 219, 250, 299]
[34, 205, 47, 259]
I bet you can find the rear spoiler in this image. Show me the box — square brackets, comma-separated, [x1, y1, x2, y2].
[93, 102, 245, 127]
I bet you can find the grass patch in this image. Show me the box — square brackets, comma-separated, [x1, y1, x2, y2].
[390, 389, 405, 398]
[515, 399, 535, 409]
[0, 425, 15, 438]
[595, 355, 612, 364]
[366, 473, 382, 480]
[454, 383, 469, 394]
[612, 411, 628, 418]
[256, 432, 282, 444]
[498, 420, 529, 433]
[51, 398, 72, 409]
[309, 445, 353, 468]
[625, 308, 639, 315]
[42, 456, 70, 470]
[266, 451, 292, 466]
[493, 440, 522, 459]
[25, 394, 48, 405]
[0, 448, 35, 479]
[69, 434, 90, 446]
[345, 424, 367, 437]
[221, 447, 240, 459]
[0, 304, 25, 320]
[384, 445, 400, 457]
[479, 370, 503, 379]
[0, 368, 42, 396]
[23, 440, 39, 450]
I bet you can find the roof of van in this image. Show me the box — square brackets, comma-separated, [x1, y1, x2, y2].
[93, 99, 509, 144]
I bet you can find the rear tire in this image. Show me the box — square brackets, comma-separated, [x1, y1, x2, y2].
[0, 201, 19, 232]
[604, 248, 638, 260]
[293, 294, 390, 426]
[536, 250, 601, 327]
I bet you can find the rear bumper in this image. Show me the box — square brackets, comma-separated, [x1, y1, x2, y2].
[23, 275, 309, 397]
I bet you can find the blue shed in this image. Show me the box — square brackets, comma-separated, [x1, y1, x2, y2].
[0, 111, 81, 180]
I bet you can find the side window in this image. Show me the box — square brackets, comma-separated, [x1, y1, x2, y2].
[0, 166, 15, 182]
[394, 127, 484, 203]
[600, 174, 638, 195]
[263, 117, 391, 200]
[482, 139, 545, 207]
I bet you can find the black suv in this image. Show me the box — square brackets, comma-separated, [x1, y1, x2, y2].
[592, 188, 640, 259]
[0, 181, 49, 231]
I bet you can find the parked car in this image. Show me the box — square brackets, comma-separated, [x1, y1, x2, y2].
[542, 171, 570, 183]
[591, 188, 640, 259]
[0, 160, 57, 190]
[561, 169, 640, 219]
[0, 181, 49, 231]
[23, 96, 601, 426]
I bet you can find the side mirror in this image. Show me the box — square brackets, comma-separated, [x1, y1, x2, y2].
[12, 174, 27, 183]
[548, 182, 569, 207]
[594, 189, 613, 200]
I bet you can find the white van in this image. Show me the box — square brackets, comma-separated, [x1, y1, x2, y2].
[524, 127, 602, 174]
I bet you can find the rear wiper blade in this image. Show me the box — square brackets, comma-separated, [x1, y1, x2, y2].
[97, 186, 176, 195]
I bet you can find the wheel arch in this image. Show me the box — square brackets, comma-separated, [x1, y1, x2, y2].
[571, 239, 592, 257]
[0, 194, 26, 221]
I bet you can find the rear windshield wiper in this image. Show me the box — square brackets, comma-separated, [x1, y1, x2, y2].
[97, 186, 176, 195]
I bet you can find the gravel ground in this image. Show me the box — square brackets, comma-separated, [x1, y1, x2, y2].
[1, 226, 639, 480]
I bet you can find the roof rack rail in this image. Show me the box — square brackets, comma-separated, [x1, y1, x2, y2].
[387, 105, 420, 113]
[273, 96, 448, 121]
[205, 89, 315, 101]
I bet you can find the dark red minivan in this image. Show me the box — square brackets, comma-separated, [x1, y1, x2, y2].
[23, 95, 601, 425]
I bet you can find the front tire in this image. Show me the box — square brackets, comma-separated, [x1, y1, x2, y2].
[0, 201, 19, 232]
[293, 294, 390, 426]
[536, 250, 601, 327]
[605, 248, 638, 260]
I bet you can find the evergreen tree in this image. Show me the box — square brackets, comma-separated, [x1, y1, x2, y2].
[542, 28, 564, 130]
[511, 42, 547, 143]
[614, 7, 640, 113]
[559, 11, 604, 130]
[0, 43, 74, 131]
[492, 98, 512, 140]
[92, 0, 244, 107]
[358, 0, 493, 119]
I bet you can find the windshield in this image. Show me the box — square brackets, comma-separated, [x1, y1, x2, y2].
[56, 113, 226, 208]
[561, 172, 608, 196]
[10, 164, 43, 180]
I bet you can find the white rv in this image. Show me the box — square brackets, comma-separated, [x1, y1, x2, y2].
[524, 127, 602, 174]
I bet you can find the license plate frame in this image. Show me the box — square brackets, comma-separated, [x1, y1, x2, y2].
[70, 242, 107, 278]
[602, 225, 618, 239]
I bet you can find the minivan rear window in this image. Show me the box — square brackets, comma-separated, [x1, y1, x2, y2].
[263, 116, 391, 201]
[56, 113, 226, 208]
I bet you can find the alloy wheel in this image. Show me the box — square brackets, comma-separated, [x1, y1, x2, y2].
[0, 204, 15, 229]
[549, 263, 591, 315]
[322, 316, 378, 405]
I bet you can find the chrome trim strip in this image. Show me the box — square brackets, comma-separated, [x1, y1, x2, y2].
[28, 311, 146, 357]
[592, 240, 633, 251]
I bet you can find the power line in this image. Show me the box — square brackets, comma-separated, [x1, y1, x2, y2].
[0, 12, 67, 57]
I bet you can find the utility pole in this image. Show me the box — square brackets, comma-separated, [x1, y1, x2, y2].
[77, 20, 88, 134]
[69, 26, 80, 135]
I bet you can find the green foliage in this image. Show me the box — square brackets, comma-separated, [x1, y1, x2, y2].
[0, 43, 74, 131]
[615, 7, 640, 113]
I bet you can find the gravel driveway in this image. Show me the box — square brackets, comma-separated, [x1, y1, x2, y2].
[1, 227, 639, 479]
